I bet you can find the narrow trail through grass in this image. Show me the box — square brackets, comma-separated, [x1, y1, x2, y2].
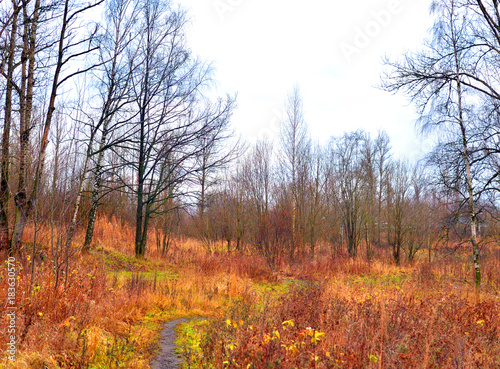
[150, 318, 189, 369]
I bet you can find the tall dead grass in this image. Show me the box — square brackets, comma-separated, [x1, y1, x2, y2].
[199, 271, 500, 368]
[2, 216, 500, 368]
[0, 217, 264, 368]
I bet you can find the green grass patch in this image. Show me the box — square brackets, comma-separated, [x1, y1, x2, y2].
[109, 270, 178, 281]
[176, 319, 211, 368]
[352, 272, 410, 287]
[283, 278, 319, 288]
[251, 281, 289, 298]
[93, 249, 172, 273]
[90, 334, 139, 369]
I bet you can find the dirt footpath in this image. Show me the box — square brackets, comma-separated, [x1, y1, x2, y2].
[150, 318, 189, 369]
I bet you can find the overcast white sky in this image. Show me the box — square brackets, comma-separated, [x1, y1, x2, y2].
[177, 0, 435, 160]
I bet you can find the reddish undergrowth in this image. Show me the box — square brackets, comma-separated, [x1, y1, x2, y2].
[1, 216, 500, 368]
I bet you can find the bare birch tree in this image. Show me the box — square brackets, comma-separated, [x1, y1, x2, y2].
[280, 86, 308, 259]
[7, 0, 103, 254]
[383, 0, 485, 286]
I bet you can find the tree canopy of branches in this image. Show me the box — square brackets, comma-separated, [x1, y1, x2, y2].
[382, 0, 500, 288]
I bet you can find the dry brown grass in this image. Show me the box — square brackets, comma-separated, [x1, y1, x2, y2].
[200, 284, 500, 368]
[193, 250, 500, 368]
[0, 217, 260, 368]
[2, 217, 500, 368]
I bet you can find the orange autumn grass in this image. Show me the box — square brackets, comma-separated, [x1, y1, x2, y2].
[0, 216, 269, 368]
[195, 254, 500, 368]
[2, 216, 500, 368]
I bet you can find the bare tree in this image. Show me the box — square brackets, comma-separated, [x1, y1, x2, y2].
[331, 131, 366, 258]
[279, 86, 308, 259]
[0, 0, 20, 251]
[8, 0, 103, 254]
[302, 142, 326, 258]
[386, 160, 411, 265]
[360, 134, 377, 259]
[240, 140, 279, 265]
[383, 0, 487, 286]
[124, 0, 236, 257]
[406, 163, 431, 262]
[81, 0, 141, 253]
[374, 131, 392, 247]
[195, 113, 241, 217]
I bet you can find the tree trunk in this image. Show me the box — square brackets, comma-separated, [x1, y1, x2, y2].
[135, 186, 145, 257]
[64, 151, 92, 252]
[451, 5, 480, 288]
[82, 132, 106, 252]
[11, 0, 60, 253]
[0, 2, 18, 251]
[135, 108, 146, 257]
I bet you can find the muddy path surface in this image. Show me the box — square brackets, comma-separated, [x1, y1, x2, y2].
[150, 318, 189, 369]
